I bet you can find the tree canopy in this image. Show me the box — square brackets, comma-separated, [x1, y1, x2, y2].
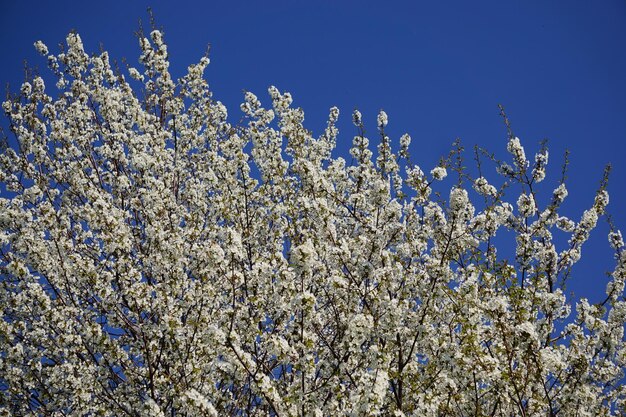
[0, 29, 625, 416]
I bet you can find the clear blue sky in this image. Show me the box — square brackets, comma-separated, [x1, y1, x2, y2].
[1, 0, 625, 303]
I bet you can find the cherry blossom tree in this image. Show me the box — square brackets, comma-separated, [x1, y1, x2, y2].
[1, 29, 625, 416]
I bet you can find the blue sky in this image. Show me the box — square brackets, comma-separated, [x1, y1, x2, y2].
[1, 0, 625, 303]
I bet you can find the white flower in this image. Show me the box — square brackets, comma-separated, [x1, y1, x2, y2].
[532, 149, 548, 183]
[20, 82, 32, 96]
[507, 136, 528, 169]
[517, 321, 538, 342]
[540, 347, 565, 373]
[399, 133, 411, 156]
[517, 193, 536, 217]
[150, 29, 164, 46]
[609, 230, 624, 250]
[128, 67, 144, 81]
[449, 187, 469, 211]
[33, 77, 45, 93]
[34, 40, 48, 55]
[497, 161, 515, 177]
[473, 177, 497, 197]
[580, 209, 598, 230]
[377, 110, 388, 130]
[430, 166, 447, 180]
[1, 27, 622, 416]
[556, 216, 575, 232]
[291, 239, 317, 270]
[184, 389, 218, 416]
[553, 183, 568, 203]
[594, 189, 609, 211]
[328, 106, 339, 123]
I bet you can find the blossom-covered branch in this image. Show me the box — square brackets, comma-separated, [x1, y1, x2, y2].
[0, 29, 624, 416]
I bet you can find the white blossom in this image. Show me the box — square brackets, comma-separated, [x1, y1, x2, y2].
[400, 133, 411, 150]
[473, 176, 497, 197]
[128, 67, 144, 81]
[532, 149, 548, 183]
[430, 166, 447, 180]
[609, 230, 624, 250]
[553, 183, 568, 203]
[517, 193, 536, 217]
[34, 40, 48, 55]
[556, 216, 576, 232]
[377, 110, 388, 130]
[0, 27, 624, 417]
[507, 136, 528, 170]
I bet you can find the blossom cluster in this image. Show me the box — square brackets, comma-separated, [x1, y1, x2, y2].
[0, 31, 624, 416]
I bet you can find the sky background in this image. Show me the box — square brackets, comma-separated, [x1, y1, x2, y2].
[1, 0, 625, 304]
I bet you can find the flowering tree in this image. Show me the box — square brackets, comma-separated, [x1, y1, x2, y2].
[1, 29, 625, 417]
